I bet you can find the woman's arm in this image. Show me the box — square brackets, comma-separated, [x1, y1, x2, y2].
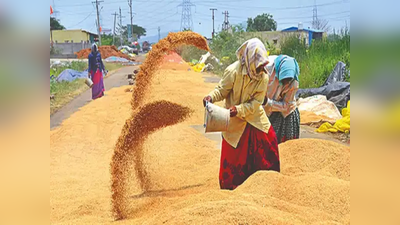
[88, 54, 92, 77]
[266, 79, 298, 113]
[99, 53, 106, 72]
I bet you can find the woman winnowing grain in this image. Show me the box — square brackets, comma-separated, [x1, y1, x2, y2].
[263, 55, 300, 144]
[203, 38, 280, 190]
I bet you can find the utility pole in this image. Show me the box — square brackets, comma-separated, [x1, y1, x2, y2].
[222, 11, 230, 31]
[112, 12, 118, 45]
[158, 26, 161, 41]
[128, 0, 134, 42]
[210, 8, 217, 38]
[93, 0, 104, 45]
[118, 7, 125, 46]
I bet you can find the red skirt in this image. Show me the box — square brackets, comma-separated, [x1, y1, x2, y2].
[219, 124, 280, 190]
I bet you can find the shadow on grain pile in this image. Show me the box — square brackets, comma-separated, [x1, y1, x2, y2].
[110, 31, 209, 220]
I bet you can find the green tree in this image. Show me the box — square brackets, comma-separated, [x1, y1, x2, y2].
[101, 34, 114, 46]
[246, 13, 277, 32]
[120, 25, 146, 39]
[50, 17, 65, 30]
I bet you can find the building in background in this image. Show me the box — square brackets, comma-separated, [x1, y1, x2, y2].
[50, 29, 98, 44]
[50, 30, 99, 58]
[243, 24, 326, 49]
[281, 25, 325, 46]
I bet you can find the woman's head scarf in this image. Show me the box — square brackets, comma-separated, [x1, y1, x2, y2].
[91, 43, 98, 54]
[236, 38, 269, 80]
[274, 55, 300, 82]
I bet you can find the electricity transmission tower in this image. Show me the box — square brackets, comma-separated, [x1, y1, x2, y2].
[312, 0, 318, 29]
[178, 0, 195, 31]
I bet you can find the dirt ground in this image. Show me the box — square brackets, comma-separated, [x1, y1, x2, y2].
[50, 62, 350, 224]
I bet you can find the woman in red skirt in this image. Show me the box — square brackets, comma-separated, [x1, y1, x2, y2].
[203, 38, 280, 190]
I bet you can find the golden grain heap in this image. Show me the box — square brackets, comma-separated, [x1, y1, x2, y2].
[110, 31, 210, 220]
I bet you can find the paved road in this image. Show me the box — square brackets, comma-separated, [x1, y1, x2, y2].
[50, 66, 137, 130]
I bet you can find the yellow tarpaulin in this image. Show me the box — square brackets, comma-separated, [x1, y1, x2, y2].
[192, 63, 205, 72]
[317, 101, 350, 133]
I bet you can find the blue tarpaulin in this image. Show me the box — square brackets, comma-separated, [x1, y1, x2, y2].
[104, 56, 130, 62]
[56, 69, 89, 82]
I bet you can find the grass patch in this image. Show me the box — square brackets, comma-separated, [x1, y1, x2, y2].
[50, 79, 88, 114]
[50, 61, 126, 115]
[104, 62, 125, 72]
[280, 29, 350, 88]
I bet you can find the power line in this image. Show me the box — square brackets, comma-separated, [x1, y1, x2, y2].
[196, 0, 347, 10]
[68, 11, 95, 28]
[224, 10, 350, 22]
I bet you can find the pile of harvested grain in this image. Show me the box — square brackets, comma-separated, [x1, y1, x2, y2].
[141, 139, 350, 225]
[131, 31, 209, 109]
[50, 63, 350, 224]
[75, 45, 132, 60]
[163, 51, 185, 63]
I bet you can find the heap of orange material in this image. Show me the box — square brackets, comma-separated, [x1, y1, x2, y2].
[75, 45, 132, 60]
[110, 31, 209, 220]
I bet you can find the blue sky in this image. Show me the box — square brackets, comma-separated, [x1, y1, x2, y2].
[51, 0, 351, 38]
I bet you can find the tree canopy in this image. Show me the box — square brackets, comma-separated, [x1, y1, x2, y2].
[246, 13, 277, 32]
[50, 17, 65, 30]
[121, 25, 146, 39]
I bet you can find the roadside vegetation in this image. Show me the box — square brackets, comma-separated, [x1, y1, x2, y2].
[178, 17, 350, 89]
[50, 61, 125, 114]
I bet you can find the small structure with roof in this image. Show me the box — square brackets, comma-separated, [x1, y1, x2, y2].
[50, 29, 99, 44]
[281, 24, 325, 46]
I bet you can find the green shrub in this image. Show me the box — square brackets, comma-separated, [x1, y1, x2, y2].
[280, 30, 350, 88]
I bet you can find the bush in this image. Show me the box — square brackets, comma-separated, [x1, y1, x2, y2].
[208, 26, 277, 76]
[280, 29, 350, 88]
[176, 45, 207, 63]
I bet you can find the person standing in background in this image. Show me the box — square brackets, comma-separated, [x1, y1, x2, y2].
[263, 55, 300, 144]
[88, 43, 107, 100]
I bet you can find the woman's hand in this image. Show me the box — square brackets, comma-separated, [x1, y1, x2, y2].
[203, 95, 212, 107]
[229, 106, 238, 117]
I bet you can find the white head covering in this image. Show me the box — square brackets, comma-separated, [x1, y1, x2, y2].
[91, 43, 98, 54]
